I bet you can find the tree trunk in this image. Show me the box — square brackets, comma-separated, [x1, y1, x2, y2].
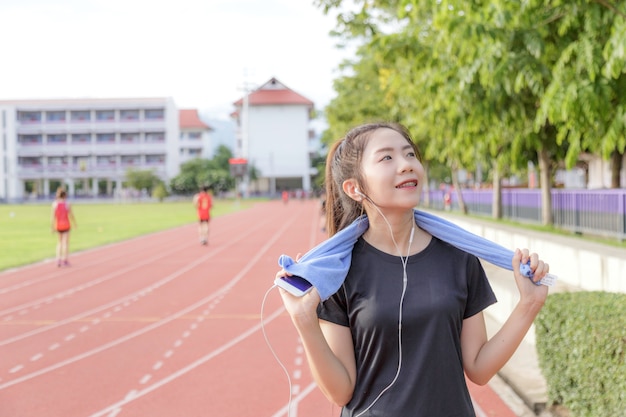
[537, 148, 553, 226]
[492, 162, 502, 219]
[610, 149, 623, 188]
[451, 165, 468, 214]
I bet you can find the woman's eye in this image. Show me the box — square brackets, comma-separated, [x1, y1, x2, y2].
[380, 155, 392, 161]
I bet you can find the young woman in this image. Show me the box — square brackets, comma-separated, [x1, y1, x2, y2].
[193, 186, 213, 245]
[51, 188, 76, 267]
[275, 122, 549, 416]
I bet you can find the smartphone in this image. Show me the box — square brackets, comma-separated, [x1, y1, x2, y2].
[274, 274, 314, 297]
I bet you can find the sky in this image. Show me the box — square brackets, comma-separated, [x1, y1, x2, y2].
[0, 0, 349, 120]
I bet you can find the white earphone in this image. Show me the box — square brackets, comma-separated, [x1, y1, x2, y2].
[355, 187, 365, 197]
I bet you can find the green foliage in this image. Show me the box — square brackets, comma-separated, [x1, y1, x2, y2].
[151, 182, 168, 201]
[315, 0, 626, 227]
[124, 169, 163, 194]
[536, 291, 626, 416]
[169, 145, 235, 194]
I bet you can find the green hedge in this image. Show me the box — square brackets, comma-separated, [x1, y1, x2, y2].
[536, 291, 626, 416]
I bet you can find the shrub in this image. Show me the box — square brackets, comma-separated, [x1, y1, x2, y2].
[536, 291, 626, 416]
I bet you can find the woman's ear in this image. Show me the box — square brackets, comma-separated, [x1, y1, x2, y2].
[342, 180, 362, 202]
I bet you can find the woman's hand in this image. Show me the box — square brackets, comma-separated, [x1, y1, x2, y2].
[275, 252, 321, 326]
[275, 268, 321, 326]
[512, 248, 549, 308]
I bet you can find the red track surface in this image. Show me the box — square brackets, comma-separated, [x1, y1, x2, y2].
[0, 200, 517, 417]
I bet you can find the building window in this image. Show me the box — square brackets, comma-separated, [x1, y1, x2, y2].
[48, 134, 67, 144]
[18, 111, 41, 123]
[96, 133, 115, 143]
[96, 110, 115, 121]
[48, 156, 67, 166]
[72, 133, 91, 144]
[96, 155, 116, 165]
[121, 133, 140, 143]
[189, 149, 202, 156]
[188, 132, 202, 139]
[19, 156, 42, 166]
[121, 155, 140, 165]
[18, 134, 42, 145]
[145, 109, 164, 120]
[145, 154, 165, 164]
[71, 110, 91, 121]
[145, 132, 165, 142]
[46, 111, 66, 122]
[120, 109, 139, 121]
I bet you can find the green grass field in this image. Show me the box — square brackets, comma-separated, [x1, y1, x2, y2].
[0, 199, 256, 272]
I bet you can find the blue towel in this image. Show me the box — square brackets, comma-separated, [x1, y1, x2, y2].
[278, 209, 553, 301]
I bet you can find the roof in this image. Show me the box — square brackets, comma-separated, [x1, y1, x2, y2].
[179, 109, 212, 130]
[233, 77, 314, 108]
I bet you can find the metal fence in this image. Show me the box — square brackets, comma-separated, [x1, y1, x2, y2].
[424, 188, 626, 241]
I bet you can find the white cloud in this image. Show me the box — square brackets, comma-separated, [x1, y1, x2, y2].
[0, 0, 348, 119]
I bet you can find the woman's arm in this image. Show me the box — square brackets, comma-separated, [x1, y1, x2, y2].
[461, 248, 549, 385]
[277, 285, 357, 406]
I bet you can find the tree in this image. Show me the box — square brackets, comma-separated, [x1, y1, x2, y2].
[530, 0, 626, 188]
[169, 145, 236, 195]
[125, 169, 164, 195]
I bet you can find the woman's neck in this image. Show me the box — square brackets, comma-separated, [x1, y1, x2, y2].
[362, 210, 416, 255]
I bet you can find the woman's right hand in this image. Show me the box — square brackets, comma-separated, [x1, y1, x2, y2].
[275, 269, 321, 326]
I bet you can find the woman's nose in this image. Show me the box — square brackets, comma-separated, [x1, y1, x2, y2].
[399, 158, 415, 173]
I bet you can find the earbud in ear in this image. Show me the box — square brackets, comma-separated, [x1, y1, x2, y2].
[355, 188, 363, 196]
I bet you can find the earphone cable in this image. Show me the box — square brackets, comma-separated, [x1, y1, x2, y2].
[355, 197, 415, 417]
[261, 284, 294, 416]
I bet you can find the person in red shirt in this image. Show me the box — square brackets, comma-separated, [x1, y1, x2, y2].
[50, 188, 76, 267]
[193, 186, 213, 245]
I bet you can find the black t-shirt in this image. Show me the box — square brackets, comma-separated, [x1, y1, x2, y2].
[318, 236, 497, 417]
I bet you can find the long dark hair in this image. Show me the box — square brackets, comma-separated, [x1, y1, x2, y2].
[324, 122, 422, 236]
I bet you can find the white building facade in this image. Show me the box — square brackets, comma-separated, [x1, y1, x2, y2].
[0, 97, 179, 201]
[178, 109, 213, 164]
[232, 77, 315, 196]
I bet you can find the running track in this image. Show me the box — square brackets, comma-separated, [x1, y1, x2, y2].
[0, 200, 518, 417]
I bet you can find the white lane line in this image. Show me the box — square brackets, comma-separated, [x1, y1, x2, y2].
[0, 218, 270, 346]
[88, 307, 285, 417]
[472, 398, 489, 417]
[30, 353, 43, 362]
[269, 382, 317, 417]
[0, 212, 295, 391]
[9, 365, 24, 374]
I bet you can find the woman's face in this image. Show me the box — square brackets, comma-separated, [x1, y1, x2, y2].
[359, 128, 425, 212]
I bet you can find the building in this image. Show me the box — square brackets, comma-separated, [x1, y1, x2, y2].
[232, 77, 315, 196]
[578, 153, 626, 189]
[0, 97, 179, 201]
[179, 109, 213, 164]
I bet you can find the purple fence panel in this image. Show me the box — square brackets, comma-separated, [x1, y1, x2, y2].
[421, 188, 626, 240]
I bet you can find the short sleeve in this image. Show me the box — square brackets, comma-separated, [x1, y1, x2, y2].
[463, 256, 497, 319]
[317, 285, 350, 327]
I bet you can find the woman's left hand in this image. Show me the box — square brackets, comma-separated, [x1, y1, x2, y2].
[512, 248, 549, 307]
